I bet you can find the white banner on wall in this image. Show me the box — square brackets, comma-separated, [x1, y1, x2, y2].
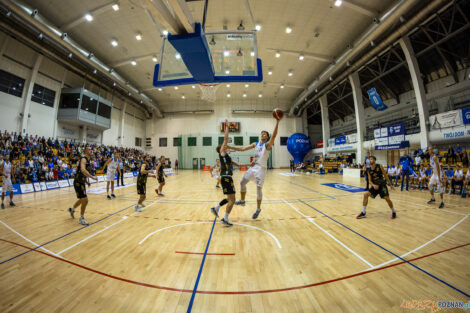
[20, 183, 35, 194]
[429, 110, 462, 129]
[46, 181, 59, 189]
[58, 180, 70, 188]
[40, 182, 47, 191]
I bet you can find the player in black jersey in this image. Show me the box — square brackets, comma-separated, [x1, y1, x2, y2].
[357, 155, 396, 219]
[154, 155, 167, 197]
[136, 156, 157, 212]
[67, 146, 98, 226]
[210, 120, 247, 226]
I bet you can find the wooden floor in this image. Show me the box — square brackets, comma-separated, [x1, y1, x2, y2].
[0, 169, 469, 313]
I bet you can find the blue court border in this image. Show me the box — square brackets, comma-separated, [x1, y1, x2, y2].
[298, 200, 470, 298]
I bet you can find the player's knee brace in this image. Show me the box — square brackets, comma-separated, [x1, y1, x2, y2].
[257, 186, 262, 200]
[240, 177, 248, 192]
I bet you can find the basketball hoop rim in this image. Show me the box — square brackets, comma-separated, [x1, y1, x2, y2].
[199, 83, 220, 87]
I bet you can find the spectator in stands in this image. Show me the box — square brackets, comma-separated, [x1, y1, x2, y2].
[462, 151, 468, 167]
[394, 163, 401, 187]
[414, 154, 422, 171]
[451, 164, 464, 195]
[399, 154, 412, 191]
[387, 165, 396, 186]
[455, 144, 462, 162]
[442, 166, 453, 193]
[447, 145, 456, 164]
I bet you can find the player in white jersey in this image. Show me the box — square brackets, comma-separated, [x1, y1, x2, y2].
[1, 154, 16, 209]
[229, 118, 280, 219]
[103, 152, 119, 199]
[211, 159, 221, 189]
[427, 146, 444, 208]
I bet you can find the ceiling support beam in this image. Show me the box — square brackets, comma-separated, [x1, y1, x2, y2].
[166, 0, 195, 33]
[143, 0, 187, 35]
[266, 48, 334, 63]
[339, 0, 378, 18]
[61, 0, 117, 31]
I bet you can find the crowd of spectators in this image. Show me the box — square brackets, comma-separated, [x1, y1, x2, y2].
[0, 130, 164, 184]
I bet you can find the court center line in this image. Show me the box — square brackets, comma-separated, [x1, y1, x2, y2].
[186, 215, 217, 313]
[57, 199, 162, 255]
[369, 214, 469, 270]
[0, 219, 63, 258]
[1, 237, 468, 295]
[298, 199, 470, 298]
[282, 199, 373, 268]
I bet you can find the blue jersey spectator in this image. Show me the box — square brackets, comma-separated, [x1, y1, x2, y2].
[445, 168, 454, 178]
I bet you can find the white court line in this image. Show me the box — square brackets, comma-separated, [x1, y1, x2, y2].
[282, 199, 374, 268]
[57, 199, 162, 255]
[369, 214, 469, 270]
[0, 219, 63, 258]
[138, 221, 282, 248]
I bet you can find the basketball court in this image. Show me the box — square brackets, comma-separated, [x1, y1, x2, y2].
[1, 171, 469, 312]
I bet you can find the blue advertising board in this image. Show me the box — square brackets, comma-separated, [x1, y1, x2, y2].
[368, 88, 387, 111]
[322, 183, 366, 193]
[334, 136, 346, 145]
[374, 122, 405, 150]
[462, 107, 470, 125]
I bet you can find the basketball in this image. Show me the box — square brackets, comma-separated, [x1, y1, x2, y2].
[273, 108, 284, 120]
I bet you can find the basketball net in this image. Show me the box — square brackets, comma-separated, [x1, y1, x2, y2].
[198, 84, 220, 102]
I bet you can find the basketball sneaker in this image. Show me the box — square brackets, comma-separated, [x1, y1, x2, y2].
[107, 195, 111, 200]
[391, 212, 397, 219]
[210, 207, 219, 217]
[135, 204, 142, 212]
[427, 199, 436, 204]
[111, 194, 116, 198]
[1, 203, 4, 209]
[439, 202, 444, 209]
[220, 218, 233, 227]
[9, 201, 15, 207]
[252, 209, 261, 219]
[68, 207, 75, 219]
[356, 212, 366, 219]
[79, 216, 89, 226]
[235, 200, 245, 206]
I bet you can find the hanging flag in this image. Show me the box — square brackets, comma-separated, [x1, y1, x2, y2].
[368, 88, 387, 111]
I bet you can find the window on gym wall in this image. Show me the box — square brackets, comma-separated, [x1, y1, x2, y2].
[234, 136, 243, 145]
[0, 69, 25, 97]
[159, 137, 167, 147]
[280, 137, 288, 146]
[188, 137, 197, 146]
[135, 137, 142, 147]
[60, 93, 80, 108]
[218, 136, 224, 145]
[249, 136, 259, 144]
[31, 84, 56, 107]
[203, 137, 212, 146]
[81, 95, 98, 113]
[97, 102, 111, 118]
[173, 137, 181, 147]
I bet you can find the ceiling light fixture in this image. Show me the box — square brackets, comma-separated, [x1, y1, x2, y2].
[84, 14, 93, 22]
[237, 49, 243, 57]
[226, 84, 230, 87]
[280, 84, 285, 89]
[225, 70, 230, 74]
[131, 60, 137, 66]
[224, 51, 229, 57]
[112, 4, 119, 11]
[227, 93, 231, 98]
[192, 85, 195, 89]
[162, 30, 169, 36]
[237, 21, 245, 30]
[245, 84, 249, 88]
[243, 93, 247, 98]
[275, 52, 280, 58]
[255, 24, 261, 31]
[285, 26, 292, 34]
[111, 39, 118, 47]
[288, 71, 293, 77]
[152, 56, 157, 62]
[158, 88, 162, 91]
[182, 95, 185, 99]
[93, 69, 97, 74]
[210, 36, 216, 45]
[174, 86, 179, 90]
[299, 54, 304, 61]
[136, 33, 142, 40]
[268, 71, 272, 75]
[175, 53, 181, 59]
[258, 93, 262, 98]
[334, 0, 342, 7]
[250, 51, 255, 57]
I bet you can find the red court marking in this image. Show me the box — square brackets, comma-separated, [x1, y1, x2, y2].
[0, 238, 468, 295]
[175, 251, 235, 256]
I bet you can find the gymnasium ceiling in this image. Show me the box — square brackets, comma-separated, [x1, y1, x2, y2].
[11, 0, 397, 108]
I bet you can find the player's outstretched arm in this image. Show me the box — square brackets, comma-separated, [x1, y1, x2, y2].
[267, 119, 280, 150]
[227, 143, 256, 152]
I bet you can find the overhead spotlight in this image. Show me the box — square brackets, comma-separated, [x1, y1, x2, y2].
[175, 53, 181, 59]
[84, 13, 93, 22]
[315, 89, 318, 93]
[258, 93, 262, 98]
[245, 84, 249, 88]
[128, 92, 132, 96]
[299, 54, 304, 61]
[191, 85, 195, 89]
[226, 84, 230, 88]
[243, 92, 247, 98]
[237, 21, 245, 30]
[162, 30, 169, 36]
[370, 40, 375, 47]
[109, 68, 114, 73]
[31, 9, 38, 17]
[38, 33, 43, 39]
[225, 70, 230, 74]
[152, 56, 157, 62]
[346, 61, 351, 66]
[285, 26, 292, 34]
[131, 59, 137, 66]
[329, 76, 333, 81]
[112, 3, 119, 11]
[288, 71, 293, 77]
[373, 18, 380, 24]
[113, 82, 117, 86]
[181, 95, 185, 99]
[237, 49, 243, 57]
[174, 86, 178, 90]
[136, 33, 142, 40]
[224, 51, 230, 57]
[111, 39, 118, 47]
[61, 33, 67, 39]
[280, 84, 285, 89]
[250, 51, 255, 57]
[140, 100, 143, 104]
[88, 52, 94, 59]
[334, 0, 342, 7]
[209, 36, 216, 45]
[6, 11, 11, 17]
[158, 88, 162, 91]
[68, 52, 73, 58]
[275, 52, 280, 58]
[268, 71, 272, 75]
[93, 69, 97, 74]
[313, 32, 320, 38]
[399, 16, 406, 23]
[255, 24, 261, 31]
[227, 93, 231, 98]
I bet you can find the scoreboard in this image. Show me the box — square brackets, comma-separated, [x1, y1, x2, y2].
[220, 122, 240, 132]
